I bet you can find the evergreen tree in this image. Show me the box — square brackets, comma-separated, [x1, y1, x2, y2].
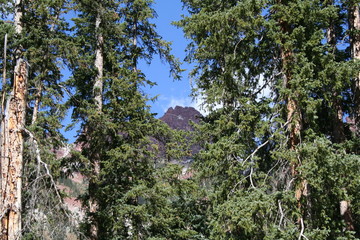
[68, 0, 188, 239]
[1, 0, 77, 238]
[347, 0, 360, 133]
[177, 0, 360, 239]
[21, 0, 78, 237]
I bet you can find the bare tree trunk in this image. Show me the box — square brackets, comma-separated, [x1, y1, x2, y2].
[93, 12, 104, 113]
[0, 60, 27, 240]
[133, 21, 138, 73]
[1, 33, 7, 115]
[0, 34, 8, 180]
[88, 10, 103, 240]
[0, 0, 27, 239]
[31, 85, 41, 125]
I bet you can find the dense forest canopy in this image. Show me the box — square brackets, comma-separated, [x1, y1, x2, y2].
[0, 0, 359, 239]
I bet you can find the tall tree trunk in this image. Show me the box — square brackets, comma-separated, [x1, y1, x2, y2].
[0, 34, 7, 171]
[1, 33, 7, 116]
[31, 85, 41, 125]
[0, 60, 27, 240]
[278, 15, 307, 226]
[88, 10, 103, 240]
[325, 0, 354, 231]
[0, 1, 27, 239]
[326, 0, 345, 143]
[335, 1, 360, 232]
[349, 1, 360, 133]
[93, 12, 104, 113]
[133, 21, 138, 73]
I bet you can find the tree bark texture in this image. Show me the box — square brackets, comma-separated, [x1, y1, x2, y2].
[1, 33, 7, 116]
[93, 12, 104, 113]
[0, 59, 28, 240]
[0, 1, 27, 238]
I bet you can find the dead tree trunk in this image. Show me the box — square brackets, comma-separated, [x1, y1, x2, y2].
[0, 1, 27, 239]
[0, 60, 28, 240]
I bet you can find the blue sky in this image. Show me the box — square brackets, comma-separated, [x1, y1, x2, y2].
[140, 0, 197, 116]
[63, 0, 198, 141]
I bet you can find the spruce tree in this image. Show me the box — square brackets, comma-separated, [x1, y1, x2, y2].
[68, 0, 186, 239]
[21, 0, 78, 237]
[1, 0, 77, 238]
[347, 0, 360, 132]
[177, 0, 360, 239]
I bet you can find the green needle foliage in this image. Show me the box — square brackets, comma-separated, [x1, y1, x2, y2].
[67, 0, 199, 239]
[1, 0, 77, 238]
[1, 0, 359, 239]
[177, 0, 360, 239]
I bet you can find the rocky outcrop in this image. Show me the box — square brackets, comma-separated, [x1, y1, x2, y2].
[160, 106, 201, 131]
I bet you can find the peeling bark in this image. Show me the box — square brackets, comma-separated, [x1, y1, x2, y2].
[278, 19, 302, 165]
[0, 1, 27, 239]
[0, 60, 28, 240]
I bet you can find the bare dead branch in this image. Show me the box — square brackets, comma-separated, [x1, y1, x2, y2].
[278, 200, 284, 228]
[298, 217, 309, 240]
[23, 128, 70, 219]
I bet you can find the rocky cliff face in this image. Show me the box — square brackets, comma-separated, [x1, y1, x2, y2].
[159, 106, 202, 131]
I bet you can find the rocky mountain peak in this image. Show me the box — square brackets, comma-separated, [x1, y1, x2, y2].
[159, 106, 202, 131]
